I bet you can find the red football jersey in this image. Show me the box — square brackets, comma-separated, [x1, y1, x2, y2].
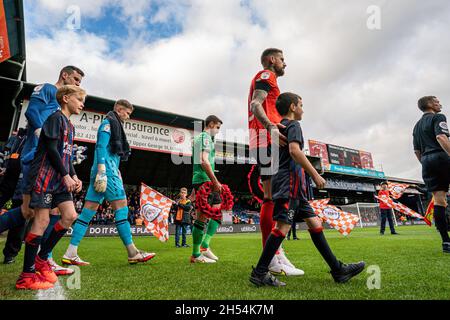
[248, 70, 282, 149]
[378, 190, 391, 209]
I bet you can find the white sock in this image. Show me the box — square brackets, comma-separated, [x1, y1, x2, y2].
[66, 244, 78, 257]
[126, 244, 139, 258]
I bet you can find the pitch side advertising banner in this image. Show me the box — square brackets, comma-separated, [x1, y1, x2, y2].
[0, 0, 11, 63]
[308, 140, 330, 166]
[327, 164, 386, 179]
[324, 178, 376, 192]
[65, 224, 262, 237]
[18, 101, 194, 156]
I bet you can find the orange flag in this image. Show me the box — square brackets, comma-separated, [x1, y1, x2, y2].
[309, 199, 360, 236]
[387, 182, 409, 200]
[140, 183, 174, 242]
[375, 195, 424, 220]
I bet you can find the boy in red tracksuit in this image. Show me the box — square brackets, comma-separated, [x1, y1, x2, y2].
[378, 182, 399, 235]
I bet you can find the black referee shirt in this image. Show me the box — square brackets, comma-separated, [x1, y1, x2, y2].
[413, 113, 450, 156]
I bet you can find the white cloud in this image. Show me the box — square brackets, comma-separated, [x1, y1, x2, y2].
[24, 0, 450, 181]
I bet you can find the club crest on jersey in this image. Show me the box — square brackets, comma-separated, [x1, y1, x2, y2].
[287, 209, 295, 221]
[103, 124, 111, 132]
[323, 207, 340, 220]
[259, 72, 270, 80]
[44, 194, 53, 205]
[141, 203, 162, 222]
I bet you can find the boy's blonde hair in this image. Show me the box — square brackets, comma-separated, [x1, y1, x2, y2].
[56, 85, 87, 105]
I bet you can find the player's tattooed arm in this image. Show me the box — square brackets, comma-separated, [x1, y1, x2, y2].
[250, 89, 287, 146]
[250, 89, 275, 130]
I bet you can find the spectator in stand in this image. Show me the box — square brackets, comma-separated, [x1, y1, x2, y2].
[378, 182, 399, 235]
[135, 214, 143, 226]
[173, 187, 193, 248]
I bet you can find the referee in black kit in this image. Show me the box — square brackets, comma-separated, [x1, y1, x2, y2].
[413, 96, 450, 253]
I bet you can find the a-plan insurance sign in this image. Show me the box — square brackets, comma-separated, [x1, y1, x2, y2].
[18, 101, 194, 156]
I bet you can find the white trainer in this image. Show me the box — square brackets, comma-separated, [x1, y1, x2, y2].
[48, 258, 75, 276]
[61, 254, 91, 266]
[268, 256, 285, 275]
[190, 254, 217, 263]
[276, 249, 305, 276]
[276, 248, 295, 268]
[280, 263, 305, 276]
[200, 247, 219, 261]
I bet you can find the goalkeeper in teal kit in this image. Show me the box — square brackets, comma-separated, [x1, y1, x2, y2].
[62, 99, 155, 265]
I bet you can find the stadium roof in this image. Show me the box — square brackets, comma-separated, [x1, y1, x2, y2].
[385, 176, 424, 186]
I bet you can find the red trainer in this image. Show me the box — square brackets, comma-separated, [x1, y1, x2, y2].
[35, 256, 58, 283]
[16, 272, 54, 290]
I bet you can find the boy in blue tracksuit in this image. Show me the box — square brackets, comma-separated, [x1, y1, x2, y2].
[0, 66, 84, 275]
[62, 99, 155, 265]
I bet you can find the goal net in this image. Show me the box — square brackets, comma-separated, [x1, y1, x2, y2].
[339, 203, 397, 228]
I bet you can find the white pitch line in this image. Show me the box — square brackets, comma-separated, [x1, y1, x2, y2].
[35, 279, 67, 300]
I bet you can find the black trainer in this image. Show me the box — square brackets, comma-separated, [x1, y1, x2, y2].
[443, 242, 450, 253]
[3, 256, 15, 264]
[249, 267, 286, 287]
[331, 261, 366, 283]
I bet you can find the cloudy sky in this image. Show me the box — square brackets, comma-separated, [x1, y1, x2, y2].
[23, 0, 450, 181]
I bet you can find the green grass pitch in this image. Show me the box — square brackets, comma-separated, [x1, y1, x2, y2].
[1, 225, 449, 300]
